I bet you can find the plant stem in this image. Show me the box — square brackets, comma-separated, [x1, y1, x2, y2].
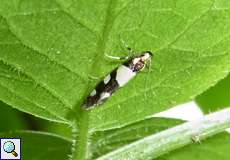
[73, 111, 90, 160]
[97, 107, 230, 160]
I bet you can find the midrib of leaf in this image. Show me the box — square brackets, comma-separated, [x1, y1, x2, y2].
[87, 0, 118, 78]
[74, 1, 118, 159]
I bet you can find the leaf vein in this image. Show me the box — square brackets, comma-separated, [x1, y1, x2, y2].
[156, 0, 216, 52]
[2, 15, 88, 83]
[0, 82, 67, 122]
[0, 58, 72, 109]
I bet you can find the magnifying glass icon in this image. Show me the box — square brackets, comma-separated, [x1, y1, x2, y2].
[3, 141, 18, 157]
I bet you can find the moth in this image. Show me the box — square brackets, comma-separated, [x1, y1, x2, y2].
[82, 51, 153, 110]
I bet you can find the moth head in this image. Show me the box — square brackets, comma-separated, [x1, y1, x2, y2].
[140, 51, 153, 63]
[131, 51, 153, 72]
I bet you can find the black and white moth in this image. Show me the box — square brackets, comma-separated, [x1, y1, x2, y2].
[82, 51, 153, 110]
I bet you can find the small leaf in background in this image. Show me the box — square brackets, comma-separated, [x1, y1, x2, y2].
[196, 73, 230, 113]
[0, 100, 72, 138]
[157, 132, 230, 160]
[0, 131, 72, 160]
[36, 119, 72, 139]
[90, 118, 182, 159]
[0, 101, 27, 131]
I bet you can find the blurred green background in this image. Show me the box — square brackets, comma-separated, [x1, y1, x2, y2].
[0, 100, 72, 138]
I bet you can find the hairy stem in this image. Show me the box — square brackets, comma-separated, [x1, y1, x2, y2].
[73, 111, 90, 160]
[97, 107, 230, 160]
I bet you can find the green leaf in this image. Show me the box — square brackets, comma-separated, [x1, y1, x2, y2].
[0, 15, 79, 123]
[90, 118, 182, 159]
[196, 73, 230, 113]
[157, 132, 230, 160]
[0, 101, 27, 131]
[0, 131, 72, 160]
[0, 0, 230, 131]
[38, 119, 73, 138]
[86, 0, 230, 130]
[1, 0, 230, 159]
[94, 108, 230, 160]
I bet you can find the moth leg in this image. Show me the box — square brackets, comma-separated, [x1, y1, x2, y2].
[104, 53, 129, 61]
[145, 59, 152, 69]
[105, 35, 136, 61]
[88, 74, 100, 81]
[118, 34, 136, 56]
[141, 64, 153, 73]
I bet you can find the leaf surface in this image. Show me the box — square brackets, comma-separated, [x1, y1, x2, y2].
[0, 0, 230, 131]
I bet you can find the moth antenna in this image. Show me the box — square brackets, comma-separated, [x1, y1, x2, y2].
[144, 58, 152, 100]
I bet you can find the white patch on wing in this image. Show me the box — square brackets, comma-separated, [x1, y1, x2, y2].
[90, 89, 97, 96]
[133, 58, 140, 64]
[104, 74, 111, 84]
[100, 92, 110, 100]
[116, 65, 136, 87]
